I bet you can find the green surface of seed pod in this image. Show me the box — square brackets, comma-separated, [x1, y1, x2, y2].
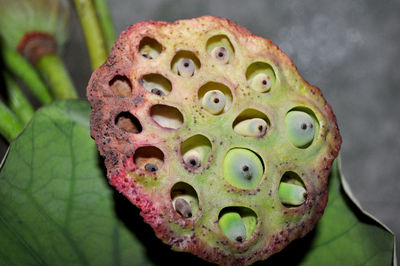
[285, 110, 316, 148]
[233, 118, 267, 137]
[223, 148, 264, 189]
[201, 90, 226, 114]
[219, 212, 247, 242]
[279, 182, 307, 206]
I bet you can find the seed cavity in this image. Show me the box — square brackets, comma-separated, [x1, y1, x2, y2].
[232, 109, 270, 138]
[223, 148, 264, 189]
[115, 112, 142, 133]
[285, 107, 319, 148]
[171, 51, 201, 77]
[279, 172, 307, 207]
[246, 62, 276, 93]
[139, 37, 162, 59]
[206, 35, 234, 64]
[181, 134, 212, 170]
[140, 74, 172, 96]
[150, 104, 184, 129]
[218, 207, 257, 242]
[171, 182, 199, 218]
[198, 82, 233, 115]
[109, 75, 132, 97]
[134, 146, 164, 172]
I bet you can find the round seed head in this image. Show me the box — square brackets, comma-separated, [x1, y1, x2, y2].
[177, 58, 195, 77]
[285, 110, 316, 148]
[233, 118, 267, 137]
[201, 90, 226, 114]
[250, 73, 272, 92]
[223, 148, 264, 189]
[211, 46, 229, 64]
[219, 212, 247, 243]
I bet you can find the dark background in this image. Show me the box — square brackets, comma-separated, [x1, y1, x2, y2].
[2, 0, 400, 259]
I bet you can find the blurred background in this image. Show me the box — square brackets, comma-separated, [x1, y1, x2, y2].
[1, 0, 399, 257]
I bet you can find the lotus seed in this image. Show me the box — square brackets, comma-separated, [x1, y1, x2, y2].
[201, 90, 226, 114]
[223, 148, 263, 189]
[177, 58, 195, 77]
[233, 118, 267, 137]
[285, 110, 317, 148]
[279, 182, 307, 206]
[219, 212, 247, 242]
[211, 47, 229, 64]
[250, 73, 271, 92]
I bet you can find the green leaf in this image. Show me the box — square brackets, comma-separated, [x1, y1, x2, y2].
[0, 100, 395, 265]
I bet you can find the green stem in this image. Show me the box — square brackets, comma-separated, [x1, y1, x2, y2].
[2, 47, 52, 104]
[36, 54, 78, 99]
[4, 73, 35, 124]
[93, 0, 116, 51]
[0, 100, 24, 142]
[73, 0, 108, 70]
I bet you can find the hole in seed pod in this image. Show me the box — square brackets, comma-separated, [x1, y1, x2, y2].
[139, 37, 162, 59]
[198, 82, 233, 115]
[206, 35, 235, 64]
[150, 104, 184, 129]
[171, 51, 201, 77]
[140, 74, 172, 96]
[115, 112, 142, 133]
[171, 182, 199, 218]
[246, 62, 276, 93]
[180, 134, 212, 170]
[109, 75, 132, 97]
[285, 107, 319, 148]
[232, 109, 270, 138]
[218, 207, 257, 243]
[223, 148, 265, 189]
[279, 171, 307, 207]
[134, 146, 164, 172]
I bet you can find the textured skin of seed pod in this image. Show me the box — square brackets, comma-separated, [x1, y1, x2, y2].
[87, 16, 341, 265]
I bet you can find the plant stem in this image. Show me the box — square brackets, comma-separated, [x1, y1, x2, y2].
[93, 0, 116, 52]
[0, 100, 24, 142]
[2, 47, 52, 104]
[73, 0, 108, 70]
[4, 73, 35, 125]
[36, 54, 78, 99]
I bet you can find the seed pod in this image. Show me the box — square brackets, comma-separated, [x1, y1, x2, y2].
[233, 118, 267, 137]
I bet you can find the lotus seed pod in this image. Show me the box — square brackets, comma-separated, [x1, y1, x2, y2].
[219, 212, 247, 243]
[88, 16, 341, 265]
[233, 118, 267, 137]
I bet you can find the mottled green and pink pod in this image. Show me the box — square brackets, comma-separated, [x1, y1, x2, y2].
[88, 16, 341, 265]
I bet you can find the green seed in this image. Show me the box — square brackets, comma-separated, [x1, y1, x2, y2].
[219, 212, 247, 242]
[233, 118, 267, 137]
[285, 110, 316, 148]
[278, 182, 307, 206]
[223, 148, 263, 189]
[201, 90, 226, 114]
